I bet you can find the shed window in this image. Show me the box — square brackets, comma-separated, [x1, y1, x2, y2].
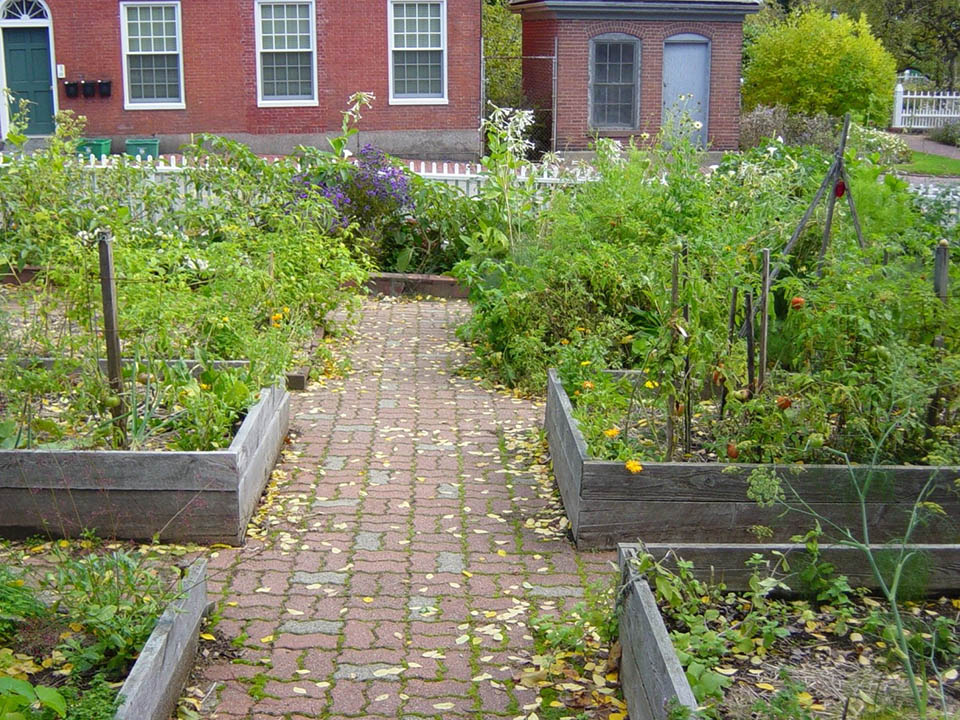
[590, 35, 639, 129]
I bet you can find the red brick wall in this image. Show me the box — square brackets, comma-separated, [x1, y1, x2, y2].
[520, 16, 744, 151]
[47, 0, 480, 141]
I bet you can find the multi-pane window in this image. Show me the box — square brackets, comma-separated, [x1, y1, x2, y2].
[121, 2, 183, 107]
[390, 1, 445, 101]
[256, 1, 316, 104]
[590, 36, 639, 129]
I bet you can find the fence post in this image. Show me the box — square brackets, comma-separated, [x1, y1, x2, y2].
[892, 83, 904, 129]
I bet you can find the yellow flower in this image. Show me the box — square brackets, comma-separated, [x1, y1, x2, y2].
[221, 316, 229, 323]
[580, 361, 592, 367]
[604, 427, 621, 438]
[200, 383, 210, 390]
[560, 338, 570, 345]
[282, 306, 290, 313]
[644, 380, 658, 389]
[582, 381, 595, 390]
[625, 460, 643, 474]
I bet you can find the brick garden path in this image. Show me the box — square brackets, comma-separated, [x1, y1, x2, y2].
[201, 298, 617, 719]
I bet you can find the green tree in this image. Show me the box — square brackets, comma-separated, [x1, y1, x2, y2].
[819, 0, 959, 89]
[482, 0, 523, 109]
[742, 7, 897, 125]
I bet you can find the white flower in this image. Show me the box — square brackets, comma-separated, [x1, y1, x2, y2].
[693, 121, 703, 130]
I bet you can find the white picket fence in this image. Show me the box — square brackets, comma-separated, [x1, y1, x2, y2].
[0, 152, 592, 197]
[892, 83, 960, 130]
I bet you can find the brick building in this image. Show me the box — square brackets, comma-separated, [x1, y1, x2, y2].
[510, 0, 760, 151]
[0, 0, 482, 158]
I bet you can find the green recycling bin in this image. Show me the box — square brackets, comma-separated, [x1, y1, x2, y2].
[77, 138, 111, 158]
[125, 138, 160, 158]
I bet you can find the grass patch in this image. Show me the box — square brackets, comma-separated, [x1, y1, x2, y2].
[896, 150, 960, 176]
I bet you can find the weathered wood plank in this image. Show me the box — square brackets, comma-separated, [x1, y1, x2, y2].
[581, 461, 959, 504]
[237, 390, 290, 541]
[626, 543, 960, 595]
[577, 500, 957, 547]
[618, 545, 698, 720]
[545, 369, 585, 537]
[0, 488, 239, 543]
[0, 450, 238, 492]
[115, 558, 207, 720]
[230, 385, 284, 469]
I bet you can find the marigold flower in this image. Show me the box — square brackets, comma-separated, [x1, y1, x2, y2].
[560, 338, 570, 345]
[625, 460, 643, 473]
[582, 381, 595, 390]
[604, 427, 620, 438]
[271, 312, 283, 322]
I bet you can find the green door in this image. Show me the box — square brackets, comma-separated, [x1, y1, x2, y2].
[3, 26, 54, 134]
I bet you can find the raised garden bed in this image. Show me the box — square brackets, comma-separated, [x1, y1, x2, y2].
[618, 544, 697, 720]
[115, 557, 208, 720]
[366, 272, 468, 298]
[547, 370, 960, 586]
[0, 385, 289, 545]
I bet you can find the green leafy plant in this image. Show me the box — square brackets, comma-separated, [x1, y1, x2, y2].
[0, 678, 66, 720]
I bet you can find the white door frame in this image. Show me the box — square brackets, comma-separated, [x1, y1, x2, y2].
[0, 0, 58, 140]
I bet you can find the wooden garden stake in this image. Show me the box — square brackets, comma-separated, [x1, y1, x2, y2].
[719, 286, 737, 420]
[665, 253, 679, 459]
[682, 243, 692, 455]
[98, 230, 127, 438]
[745, 291, 755, 396]
[926, 240, 950, 432]
[759, 249, 770, 392]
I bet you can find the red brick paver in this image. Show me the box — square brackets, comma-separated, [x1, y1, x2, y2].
[199, 299, 616, 719]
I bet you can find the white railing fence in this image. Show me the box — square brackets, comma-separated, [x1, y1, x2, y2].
[892, 83, 960, 130]
[1, 150, 955, 222]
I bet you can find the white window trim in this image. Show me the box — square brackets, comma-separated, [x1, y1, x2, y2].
[119, 1, 185, 110]
[387, 0, 448, 106]
[589, 33, 641, 131]
[254, 0, 318, 108]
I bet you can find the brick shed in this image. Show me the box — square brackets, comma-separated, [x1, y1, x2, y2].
[510, 0, 759, 151]
[0, 0, 481, 159]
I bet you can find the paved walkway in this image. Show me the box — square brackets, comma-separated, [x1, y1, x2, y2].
[902, 132, 960, 161]
[200, 298, 616, 719]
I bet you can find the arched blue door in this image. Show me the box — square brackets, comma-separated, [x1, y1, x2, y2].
[662, 34, 710, 147]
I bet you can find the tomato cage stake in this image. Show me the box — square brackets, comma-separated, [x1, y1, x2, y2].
[739, 113, 865, 339]
[789, 112, 865, 277]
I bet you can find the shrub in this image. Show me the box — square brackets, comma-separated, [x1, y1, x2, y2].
[928, 120, 960, 148]
[742, 8, 897, 127]
[739, 105, 838, 152]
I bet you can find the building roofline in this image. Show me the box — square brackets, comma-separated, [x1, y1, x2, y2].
[509, 0, 761, 19]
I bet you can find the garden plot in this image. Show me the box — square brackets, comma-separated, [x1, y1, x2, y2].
[617, 545, 960, 720]
[0, 541, 208, 719]
[547, 369, 960, 569]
